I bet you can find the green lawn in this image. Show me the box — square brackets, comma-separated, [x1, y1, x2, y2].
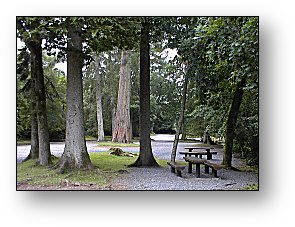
[17, 152, 168, 188]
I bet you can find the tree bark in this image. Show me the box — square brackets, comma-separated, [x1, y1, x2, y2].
[30, 38, 51, 166]
[129, 21, 158, 167]
[24, 55, 39, 161]
[222, 77, 246, 167]
[57, 19, 92, 173]
[94, 54, 105, 141]
[171, 74, 188, 162]
[112, 50, 132, 143]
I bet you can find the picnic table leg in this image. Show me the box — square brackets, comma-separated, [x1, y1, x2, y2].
[188, 162, 192, 173]
[196, 164, 200, 178]
[170, 167, 175, 173]
[206, 149, 212, 160]
[205, 165, 209, 174]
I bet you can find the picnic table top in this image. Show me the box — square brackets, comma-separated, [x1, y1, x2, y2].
[179, 150, 217, 155]
[184, 147, 214, 150]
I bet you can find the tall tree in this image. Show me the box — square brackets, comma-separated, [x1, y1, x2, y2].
[112, 50, 132, 143]
[129, 20, 159, 167]
[57, 18, 93, 172]
[17, 47, 39, 160]
[171, 67, 188, 162]
[94, 54, 105, 141]
[17, 17, 51, 165]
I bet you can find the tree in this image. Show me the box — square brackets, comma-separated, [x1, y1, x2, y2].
[171, 66, 188, 162]
[17, 17, 52, 165]
[112, 50, 132, 143]
[56, 18, 93, 172]
[129, 20, 159, 167]
[93, 54, 105, 141]
[17, 47, 39, 160]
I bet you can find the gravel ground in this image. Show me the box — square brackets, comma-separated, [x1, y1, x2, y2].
[108, 152, 258, 190]
[17, 136, 258, 190]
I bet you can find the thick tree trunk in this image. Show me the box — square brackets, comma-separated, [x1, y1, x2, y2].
[94, 55, 105, 141]
[57, 20, 92, 173]
[222, 77, 246, 167]
[171, 74, 188, 162]
[129, 21, 158, 167]
[30, 38, 51, 166]
[112, 50, 132, 143]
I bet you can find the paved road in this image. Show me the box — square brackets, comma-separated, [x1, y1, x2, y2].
[17, 134, 208, 163]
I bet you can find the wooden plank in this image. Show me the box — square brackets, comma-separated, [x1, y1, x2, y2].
[183, 157, 207, 164]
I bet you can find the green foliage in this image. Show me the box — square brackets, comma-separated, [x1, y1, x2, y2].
[160, 17, 258, 160]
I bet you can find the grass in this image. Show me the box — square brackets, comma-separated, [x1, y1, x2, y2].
[244, 183, 259, 190]
[17, 152, 168, 188]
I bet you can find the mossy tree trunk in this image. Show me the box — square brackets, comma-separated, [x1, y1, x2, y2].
[57, 19, 93, 173]
[222, 77, 246, 167]
[24, 57, 39, 161]
[30, 37, 51, 166]
[29, 58, 39, 159]
[129, 20, 158, 167]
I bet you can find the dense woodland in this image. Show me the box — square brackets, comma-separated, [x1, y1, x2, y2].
[17, 17, 258, 171]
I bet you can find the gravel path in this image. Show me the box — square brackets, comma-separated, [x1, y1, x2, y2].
[17, 135, 258, 190]
[108, 166, 258, 190]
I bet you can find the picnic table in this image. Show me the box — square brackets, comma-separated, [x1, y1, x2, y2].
[180, 147, 217, 160]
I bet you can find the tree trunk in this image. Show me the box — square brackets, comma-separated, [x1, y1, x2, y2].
[222, 77, 246, 167]
[24, 55, 39, 161]
[112, 50, 132, 143]
[171, 74, 188, 162]
[31, 38, 51, 166]
[129, 21, 158, 167]
[57, 19, 92, 173]
[111, 95, 116, 133]
[94, 54, 105, 141]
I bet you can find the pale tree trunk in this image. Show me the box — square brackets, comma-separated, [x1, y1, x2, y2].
[31, 38, 51, 166]
[111, 95, 116, 133]
[129, 20, 158, 167]
[112, 50, 132, 143]
[57, 19, 92, 173]
[171, 74, 188, 162]
[94, 54, 105, 141]
[222, 77, 246, 167]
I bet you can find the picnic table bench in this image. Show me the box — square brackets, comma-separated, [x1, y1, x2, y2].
[203, 161, 224, 178]
[167, 162, 186, 177]
[183, 156, 224, 178]
[183, 157, 207, 178]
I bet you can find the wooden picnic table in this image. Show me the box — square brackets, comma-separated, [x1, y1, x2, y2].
[183, 147, 216, 160]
